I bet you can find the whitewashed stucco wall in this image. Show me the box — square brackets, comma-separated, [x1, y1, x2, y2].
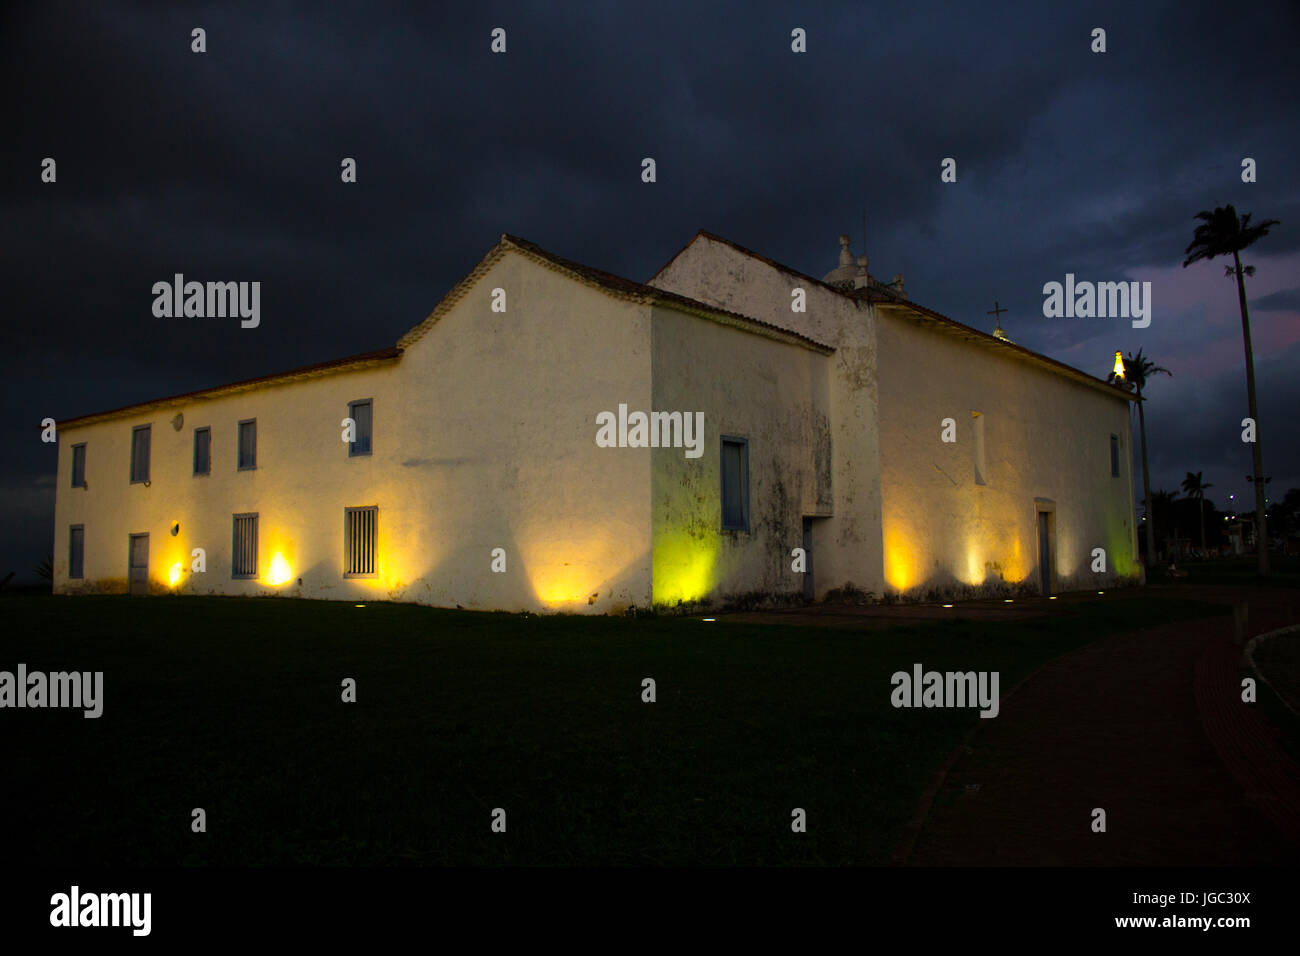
[874, 312, 1140, 598]
[52, 237, 1139, 614]
[54, 249, 655, 613]
[648, 303, 831, 607]
[649, 237, 886, 599]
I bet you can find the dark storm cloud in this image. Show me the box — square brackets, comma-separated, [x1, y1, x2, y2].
[1253, 287, 1300, 312]
[2, 0, 1298, 578]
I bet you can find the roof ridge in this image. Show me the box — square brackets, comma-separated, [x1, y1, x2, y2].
[497, 234, 833, 352]
[874, 299, 1131, 399]
[57, 346, 404, 429]
[654, 230, 1125, 397]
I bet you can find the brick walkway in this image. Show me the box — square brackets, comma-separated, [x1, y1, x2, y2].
[904, 586, 1300, 866]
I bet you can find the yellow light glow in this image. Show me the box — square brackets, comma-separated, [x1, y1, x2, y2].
[651, 529, 718, 607]
[355, 604, 366, 608]
[977, 534, 1028, 586]
[702, 617, 716, 622]
[884, 525, 918, 592]
[942, 604, 954, 608]
[1049, 596, 1058, 600]
[265, 552, 293, 586]
[1003, 536, 1026, 583]
[963, 540, 984, 586]
[168, 563, 182, 587]
[1113, 351, 1126, 379]
[515, 522, 646, 609]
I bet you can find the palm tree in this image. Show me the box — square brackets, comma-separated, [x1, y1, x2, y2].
[1181, 471, 1214, 552]
[1109, 349, 1172, 569]
[1183, 205, 1280, 575]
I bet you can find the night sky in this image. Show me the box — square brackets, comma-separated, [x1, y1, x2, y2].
[4, 1, 1298, 582]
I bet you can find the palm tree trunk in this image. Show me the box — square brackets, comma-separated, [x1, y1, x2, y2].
[1234, 249, 1270, 575]
[1138, 390, 1156, 569]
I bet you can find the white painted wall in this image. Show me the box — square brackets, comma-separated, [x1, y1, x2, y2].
[52, 236, 1139, 613]
[649, 236, 886, 599]
[648, 304, 830, 607]
[874, 312, 1140, 598]
[54, 249, 655, 613]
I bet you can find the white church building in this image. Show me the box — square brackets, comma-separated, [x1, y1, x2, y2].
[52, 231, 1141, 611]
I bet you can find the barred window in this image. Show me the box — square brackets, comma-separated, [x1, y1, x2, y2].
[232, 513, 258, 578]
[344, 506, 377, 576]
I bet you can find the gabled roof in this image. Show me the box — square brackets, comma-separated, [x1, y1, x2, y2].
[649, 229, 864, 302]
[870, 299, 1132, 402]
[57, 347, 404, 430]
[397, 234, 834, 354]
[57, 233, 836, 431]
[651, 230, 1133, 403]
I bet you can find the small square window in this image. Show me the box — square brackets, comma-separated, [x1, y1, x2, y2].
[348, 400, 372, 457]
[69, 525, 84, 580]
[130, 425, 151, 484]
[721, 437, 750, 531]
[238, 419, 257, 470]
[71, 443, 86, 488]
[194, 427, 211, 476]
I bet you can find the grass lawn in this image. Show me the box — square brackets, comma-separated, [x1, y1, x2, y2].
[2, 593, 1227, 866]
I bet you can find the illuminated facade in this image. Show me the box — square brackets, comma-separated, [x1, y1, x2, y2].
[52, 231, 1138, 612]
[649, 231, 1140, 601]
